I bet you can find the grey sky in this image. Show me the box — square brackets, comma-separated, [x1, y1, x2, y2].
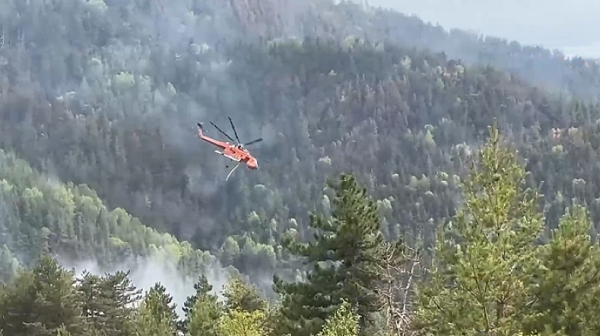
[367, 0, 600, 57]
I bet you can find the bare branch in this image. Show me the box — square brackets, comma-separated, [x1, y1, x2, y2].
[375, 241, 422, 336]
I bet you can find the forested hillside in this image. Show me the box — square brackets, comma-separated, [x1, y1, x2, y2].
[290, 1, 600, 100]
[4, 129, 600, 336]
[2, 0, 600, 288]
[4, 0, 600, 334]
[0, 146, 227, 277]
[0, 1, 597, 253]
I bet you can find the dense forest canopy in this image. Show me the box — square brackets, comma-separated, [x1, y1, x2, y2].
[3, 0, 600, 334]
[3, 126, 600, 336]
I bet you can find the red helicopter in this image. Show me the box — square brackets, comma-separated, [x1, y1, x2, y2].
[197, 117, 262, 180]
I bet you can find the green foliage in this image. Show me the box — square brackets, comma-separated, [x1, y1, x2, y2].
[4, 157, 600, 336]
[179, 274, 221, 334]
[187, 294, 223, 336]
[0, 148, 220, 282]
[182, 274, 215, 319]
[223, 274, 267, 313]
[0, 245, 18, 283]
[134, 283, 178, 336]
[523, 205, 600, 335]
[412, 125, 600, 335]
[317, 300, 360, 336]
[413, 124, 543, 335]
[218, 309, 270, 336]
[3, 0, 600, 295]
[77, 270, 142, 336]
[0, 255, 87, 336]
[274, 174, 391, 336]
[4, 0, 600, 284]
[56, 325, 73, 336]
[3, 0, 600, 332]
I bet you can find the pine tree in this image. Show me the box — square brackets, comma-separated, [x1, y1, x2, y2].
[273, 173, 388, 336]
[0, 244, 18, 283]
[182, 274, 214, 317]
[317, 300, 360, 336]
[218, 309, 269, 336]
[223, 274, 267, 313]
[523, 205, 600, 335]
[412, 123, 543, 335]
[78, 272, 110, 332]
[0, 255, 88, 336]
[134, 283, 178, 336]
[148, 283, 178, 327]
[78, 270, 141, 336]
[187, 293, 223, 336]
[179, 274, 220, 333]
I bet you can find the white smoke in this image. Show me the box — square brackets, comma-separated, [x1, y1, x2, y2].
[57, 249, 233, 318]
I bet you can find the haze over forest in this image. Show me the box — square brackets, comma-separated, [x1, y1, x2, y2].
[370, 0, 600, 57]
[2, 0, 600, 335]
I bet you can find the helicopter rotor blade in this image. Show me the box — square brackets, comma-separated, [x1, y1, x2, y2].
[210, 121, 235, 142]
[244, 138, 263, 146]
[228, 117, 241, 144]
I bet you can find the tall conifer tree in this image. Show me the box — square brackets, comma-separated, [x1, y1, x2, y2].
[274, 174, 389, 336]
